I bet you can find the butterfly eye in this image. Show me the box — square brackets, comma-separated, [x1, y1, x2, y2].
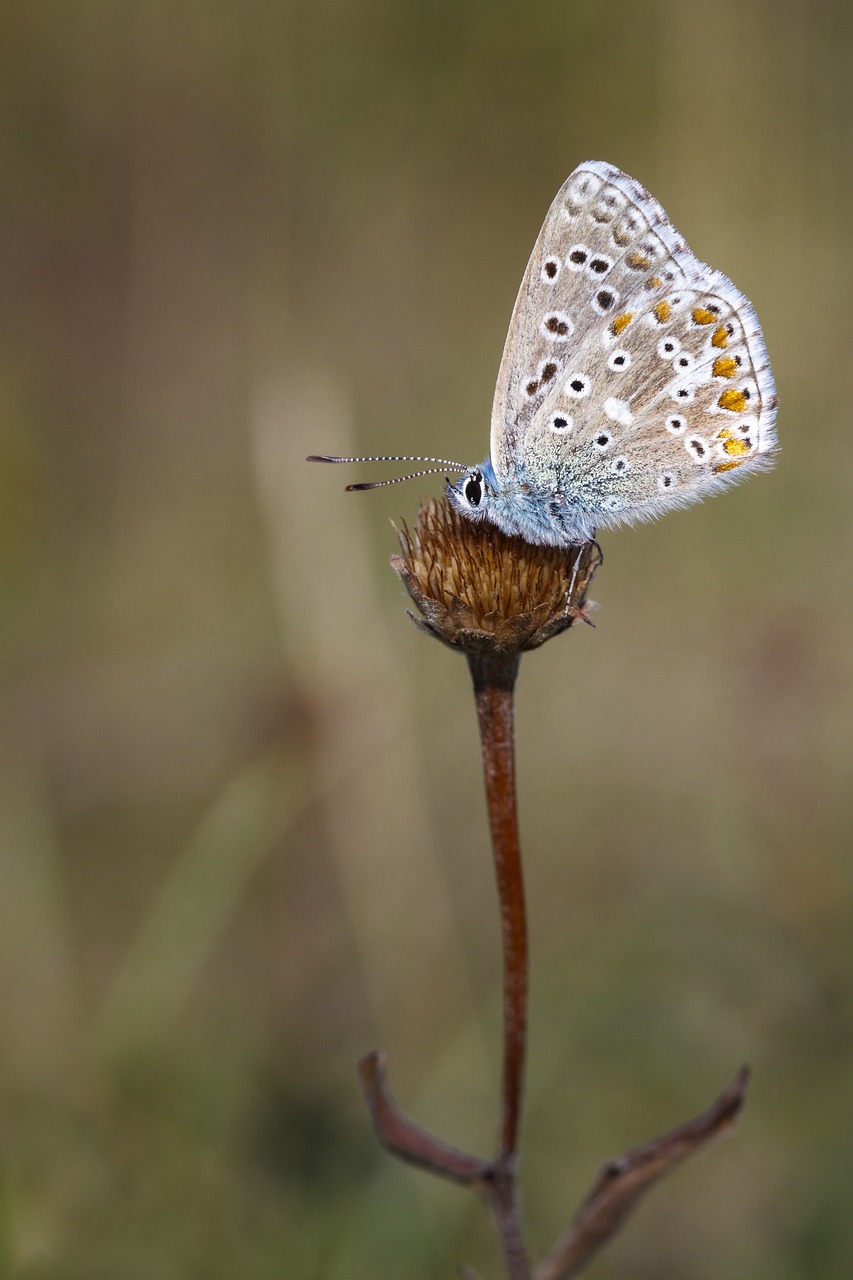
[463, 473, 483, 506]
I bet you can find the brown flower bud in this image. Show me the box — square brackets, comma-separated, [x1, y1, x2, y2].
[391, 499, 602, 656]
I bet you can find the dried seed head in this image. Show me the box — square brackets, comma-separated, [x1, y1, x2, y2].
[391, 499, 602, 655]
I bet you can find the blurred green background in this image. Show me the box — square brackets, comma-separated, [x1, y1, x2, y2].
[2, 1, 852, 1276]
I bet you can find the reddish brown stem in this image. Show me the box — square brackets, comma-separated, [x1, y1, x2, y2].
[356, 646, 531, 1279]
[467, 650, 530, 1279]
[468, 651, 526, 1161]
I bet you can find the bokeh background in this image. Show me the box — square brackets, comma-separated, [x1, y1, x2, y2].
[2, 1, 852, 1276]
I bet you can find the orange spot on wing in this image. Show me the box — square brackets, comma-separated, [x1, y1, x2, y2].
[713, 458, 744, 473]
[649, 276, 663, 288]
[718, 389, 748, 412]
[610, 312, 633, 336]
[692, 307, 716, 325]
[626, 251, 651, 269]
[712, 357, 738, 378]
[711, 326, 729, 348]
[723, 436, 750, 456]
[653, 300, 671, 324]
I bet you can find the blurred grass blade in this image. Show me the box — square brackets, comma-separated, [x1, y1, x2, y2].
[87, 749, 299, 1057]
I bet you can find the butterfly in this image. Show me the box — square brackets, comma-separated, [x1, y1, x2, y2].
[309, 160, 777, 547]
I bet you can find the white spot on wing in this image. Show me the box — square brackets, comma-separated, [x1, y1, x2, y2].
[603, 397, 633, 426]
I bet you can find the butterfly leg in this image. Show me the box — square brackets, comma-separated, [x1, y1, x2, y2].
[566, 548, 583, 603]
[564, 539, 600, 626]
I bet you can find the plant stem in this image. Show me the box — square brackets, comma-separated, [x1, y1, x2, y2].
[356, 634, 748, 1280]
[468, 650, 530, 1278]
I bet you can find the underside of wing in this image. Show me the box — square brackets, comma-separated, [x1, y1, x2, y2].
[490, 161, 777, 528]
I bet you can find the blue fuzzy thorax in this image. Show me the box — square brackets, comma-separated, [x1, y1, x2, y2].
[446, 457, 598, 548]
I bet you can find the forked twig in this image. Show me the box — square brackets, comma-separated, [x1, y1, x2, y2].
[357, 1050, 490, 1185]
[536, 1066, 750, 1280]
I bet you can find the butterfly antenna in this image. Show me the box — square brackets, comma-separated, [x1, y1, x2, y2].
[307, 453, 468, 469]
[306, 453, 469, 492]
[344, 465, 464, 491]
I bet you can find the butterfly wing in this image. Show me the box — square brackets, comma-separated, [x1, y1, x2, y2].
[490, 161, 777, 529]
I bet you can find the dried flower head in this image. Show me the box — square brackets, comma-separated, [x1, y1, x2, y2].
[391, 498, 602, 656]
